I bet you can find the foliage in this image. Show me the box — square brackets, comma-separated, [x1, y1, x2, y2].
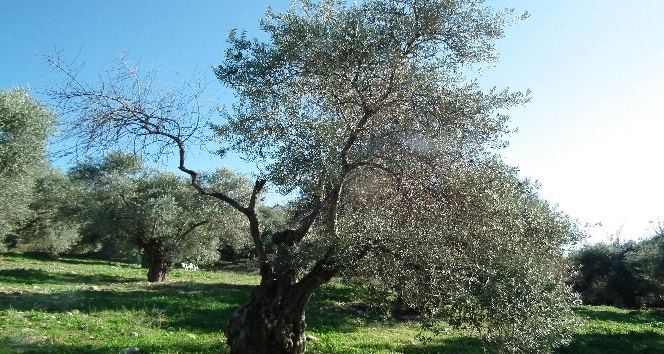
[68, 152, 147, 261]
[17, 168, 82, 255]
[570, 225, 664, 308]
[623, 226, 664, 307]
[569, 242, 640, 308]
[337, 158, 581, 352]
[0, 88, 54, 248]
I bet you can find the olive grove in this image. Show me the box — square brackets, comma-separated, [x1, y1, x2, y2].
[49, 0, 582, 352]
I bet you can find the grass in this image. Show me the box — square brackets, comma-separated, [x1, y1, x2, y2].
[1, 253, 664, 353]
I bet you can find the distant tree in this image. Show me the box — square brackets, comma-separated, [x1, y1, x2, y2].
[49, 0, 581, 353]
[71, 153, 240, 282]
[218, 203, 290, 262]
[130, 172, 229, 281]
[568, 242, 640, 307]
[68, 152, 145, 261]
[624, 225, 664, 307]
[18, 168, 82, 255]
[0, 88, 54, 248]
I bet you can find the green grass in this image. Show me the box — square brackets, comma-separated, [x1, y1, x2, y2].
[1, 252, 664, 353]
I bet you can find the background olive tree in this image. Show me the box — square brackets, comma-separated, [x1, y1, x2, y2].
[569, 225, 664, 308]
[624, 226, 664, 307]
[49, 0, 581, 352]
[17, 168, 82, 255]
[0, 88, 54, 249]
[69, 152, 248, 282]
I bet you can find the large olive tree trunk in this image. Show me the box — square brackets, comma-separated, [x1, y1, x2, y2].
[225, 256, 335, 354]
[142, 243, 173, 282]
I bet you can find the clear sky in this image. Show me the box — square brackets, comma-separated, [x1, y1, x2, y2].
[1, 1, 663, 243]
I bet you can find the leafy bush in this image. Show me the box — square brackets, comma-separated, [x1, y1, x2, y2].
[570, 225, 664, 308]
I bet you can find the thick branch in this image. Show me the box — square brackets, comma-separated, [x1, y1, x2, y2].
[294, 247, 338, 296]
[271, 196, 323, 247]
[246, 179, 269, 262]
[174, 219, 211, 245]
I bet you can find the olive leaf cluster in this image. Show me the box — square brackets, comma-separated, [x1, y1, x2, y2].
[337, 157, 581, 352]
[215, 0, 527, 196]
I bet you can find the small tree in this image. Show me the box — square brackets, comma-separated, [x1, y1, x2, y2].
[68, 152, 146, 261]
[0, 88, 54, 248]
[50, 1, 581, 352]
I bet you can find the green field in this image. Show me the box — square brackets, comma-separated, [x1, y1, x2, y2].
[1, 253, 664, 354]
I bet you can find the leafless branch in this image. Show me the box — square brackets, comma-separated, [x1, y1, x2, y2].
[45, 54, 271, 262]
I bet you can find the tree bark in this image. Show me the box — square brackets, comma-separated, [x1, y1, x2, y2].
[142, 244, 172, 282]
[225, 260, 335, 354]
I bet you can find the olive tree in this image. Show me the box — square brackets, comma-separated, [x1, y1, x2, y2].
[624, 226, 664, 307]
[18, 168, 82, 255]
[71, 153, 243, 282]
[50, 0, 581, 352]
[0, 88, 54, 248]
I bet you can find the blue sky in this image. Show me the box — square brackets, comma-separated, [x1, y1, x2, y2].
[2, 1, 663, 243]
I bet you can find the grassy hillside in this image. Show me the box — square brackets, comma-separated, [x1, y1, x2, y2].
[1, 252, 664, 353]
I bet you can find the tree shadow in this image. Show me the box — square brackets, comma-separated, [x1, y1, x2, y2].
[557, 331, 664, 353]
[396, 336, 484, 354]
[0, 339, 229, 354]
[0, 281, 255, 333]
[575, 306, 664, 325]
[551, 306, 664, 353]
[1, 252, 129, 267]
[0, 268, 142, 285]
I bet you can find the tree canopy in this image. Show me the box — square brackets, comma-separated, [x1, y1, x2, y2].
[68, 152, 249, 281]
[49, 0, 581, 352]
[18, 168, 82, 255]
[0, 88, 54, 247]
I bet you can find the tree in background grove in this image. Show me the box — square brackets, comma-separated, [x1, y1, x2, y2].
[17, 168, 82, 255]
[570, 224, 664, 308]
[49, 0, 582, 352]
[70, 152, 252, 282]
[0, 88, 54, 249]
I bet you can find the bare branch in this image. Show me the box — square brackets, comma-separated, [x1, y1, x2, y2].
[46, 54, 272, 263]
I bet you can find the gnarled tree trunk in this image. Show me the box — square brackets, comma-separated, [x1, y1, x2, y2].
[225, 258, 335, 354]
[142, 243, 173, 282]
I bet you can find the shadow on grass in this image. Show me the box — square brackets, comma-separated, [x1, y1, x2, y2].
[0, 340, 229, 354]
[575, 306, 664, 325]
[0, 255, 398, 338]
[0, 268, 142, 286]
[0, 281, 254, 333]
[0, 254, 516, 354]
[552, 306, 664, 353]
[557, 331, 664, 354]
[0, 281, 388, 336]
[397, 336, 484, 354]
[1, 252, 129, 267]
